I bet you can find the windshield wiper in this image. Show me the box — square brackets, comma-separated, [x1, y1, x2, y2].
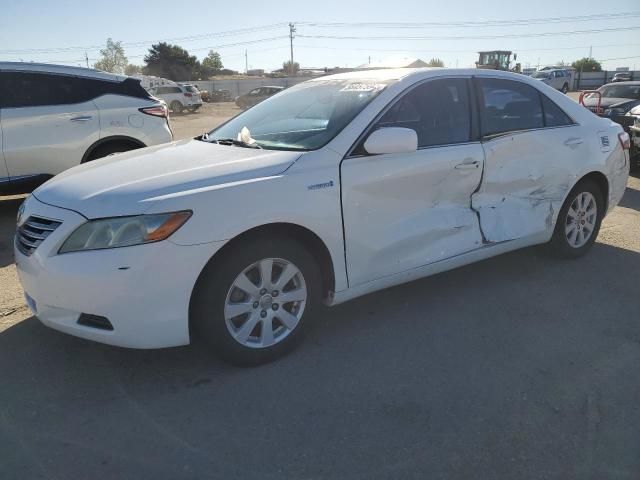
[211, 138, 262, 149]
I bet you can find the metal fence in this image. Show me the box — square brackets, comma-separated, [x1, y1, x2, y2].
[188, 77, 314, 98]
[185, 70, 639, 99]
[573, 71, 638, 90]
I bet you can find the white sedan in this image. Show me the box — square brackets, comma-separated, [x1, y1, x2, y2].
[15, 68, 630, 365]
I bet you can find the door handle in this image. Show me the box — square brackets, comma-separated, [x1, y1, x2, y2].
[454, 160, 480, 170]
[564, 137, 583, 146]
[69, 115, 92, 122]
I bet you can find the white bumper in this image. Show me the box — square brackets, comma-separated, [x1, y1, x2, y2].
[14, 196, 223, 349]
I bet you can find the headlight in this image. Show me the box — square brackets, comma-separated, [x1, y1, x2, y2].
[59, 211, 191, 254]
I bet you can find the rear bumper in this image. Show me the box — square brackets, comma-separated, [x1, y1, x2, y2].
[14, 196, 224, 349]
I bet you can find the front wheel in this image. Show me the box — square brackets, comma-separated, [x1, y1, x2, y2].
[191, 236, 322, 366]
[561, 83, 569, 94]
[547, 179, 604, 258]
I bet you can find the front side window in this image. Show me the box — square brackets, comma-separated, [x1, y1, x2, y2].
[376, 78, 471, 147]
[478, 78, 543, 136]
[0, 72, 89, 108]
[209, 79, 388, 151]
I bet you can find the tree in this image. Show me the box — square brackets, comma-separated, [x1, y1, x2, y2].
[124, 64, 142, 76]
[144, 42, 200, 80]
[282, 60, 300, 76]
[427, 58, 445, 68]
[571, 57, 602, 72]
[94, 38, 128, 74]
[201, 50, 224, 77]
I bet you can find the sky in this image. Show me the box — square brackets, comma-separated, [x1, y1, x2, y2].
[1, 0, 639, 73]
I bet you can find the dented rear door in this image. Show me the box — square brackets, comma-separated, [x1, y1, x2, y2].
[471, 77, 588, 243]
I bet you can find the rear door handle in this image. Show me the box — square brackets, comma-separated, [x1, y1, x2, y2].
[455, 160, 480, 170]
[564, 137, 583, 146]
[69, 115, 92, 122]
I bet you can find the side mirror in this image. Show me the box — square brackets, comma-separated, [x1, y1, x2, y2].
[363, 127, 418, 155]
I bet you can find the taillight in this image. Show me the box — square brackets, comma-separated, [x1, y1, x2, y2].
[184, 92, 193, 97]
[618, 132, 631, 150]
[139, 105, 168, 118]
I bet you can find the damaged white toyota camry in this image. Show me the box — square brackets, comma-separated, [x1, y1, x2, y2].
[15, 69, 630, 365]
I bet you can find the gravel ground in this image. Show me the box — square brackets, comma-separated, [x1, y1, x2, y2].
[1, 102, 639, 479]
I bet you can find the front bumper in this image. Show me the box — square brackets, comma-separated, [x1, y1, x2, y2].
[14, 196, 224, 349]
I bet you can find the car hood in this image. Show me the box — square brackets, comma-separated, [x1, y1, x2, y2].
[33, 139, 303, 218]
[582, 97, 638, 109]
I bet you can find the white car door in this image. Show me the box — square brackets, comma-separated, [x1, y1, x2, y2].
[471, 77, 590, 242]
[1, 72, 99, 178]
[341, 77, 485, 286]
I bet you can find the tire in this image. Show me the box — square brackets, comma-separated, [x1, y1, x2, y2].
[170, 101, 184, 114]
[561, 83, 569, 94]
[188, 106, 199, 113]
[547, 179, 604, 258]
[191, 235, 322, 366]
[84, 142, 141, 162]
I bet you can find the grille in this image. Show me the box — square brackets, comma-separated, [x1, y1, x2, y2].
[16, 216, 62, 256]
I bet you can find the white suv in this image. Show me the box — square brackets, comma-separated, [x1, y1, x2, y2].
[150, 83, 202, 114]
[531, 69, 572, 93]
[0, 63, 173, 194]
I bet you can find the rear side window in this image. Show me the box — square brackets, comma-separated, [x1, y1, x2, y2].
[478, 78, 543, 136]
[377, 78, 471, 147]
[0, 72, 90, 108]
[541, 94, 574, 127]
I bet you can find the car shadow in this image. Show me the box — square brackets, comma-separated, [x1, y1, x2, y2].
[0, 196, 23, 268]
[1, 241, 640, 479]
[618, 183, 640, 210]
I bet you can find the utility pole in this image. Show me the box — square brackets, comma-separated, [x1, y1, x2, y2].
[85, 52, 89, 68]
[589, 45, 592, 59]
[368, 56, 371, 65]
[245, 50, 248, 74]
[289, 22, 296, 76]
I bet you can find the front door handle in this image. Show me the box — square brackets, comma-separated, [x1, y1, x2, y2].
[69, 115, 93, 122]
[564, 137, 583, 146]
[455, 160, 480, 170]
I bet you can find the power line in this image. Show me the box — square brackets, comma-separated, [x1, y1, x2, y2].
[0, 23, 289, 55]
[299, 11, 640, 29]
[294, 42, 640, 54]
[297, 26, 640, 41]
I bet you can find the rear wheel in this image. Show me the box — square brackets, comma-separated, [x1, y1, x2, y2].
[548, 179, 604, 258]
[170, 101, 184, 114]
[191, 236, 321, 366]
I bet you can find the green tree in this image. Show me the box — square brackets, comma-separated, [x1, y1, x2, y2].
[571, 57, 602, 72]
[94, 38, 128, 74]
[124, 64, 142, 76]
[144, 43, 200, 80]
[201, 50, 224, 77]
[282, 60, 300, 76]
[427, 58, 445, 67]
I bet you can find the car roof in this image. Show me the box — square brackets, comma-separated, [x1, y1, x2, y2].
[312, 67, 546, 84]
[0, 61, 127, 82]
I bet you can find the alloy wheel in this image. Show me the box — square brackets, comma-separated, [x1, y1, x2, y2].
[565, 191, 597, 248]
[224, 258, 307, 349]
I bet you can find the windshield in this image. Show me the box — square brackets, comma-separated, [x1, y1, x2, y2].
[209, 79, 388, 151]
[597, 84, 640, 99]
[531, 71, 550, 79]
